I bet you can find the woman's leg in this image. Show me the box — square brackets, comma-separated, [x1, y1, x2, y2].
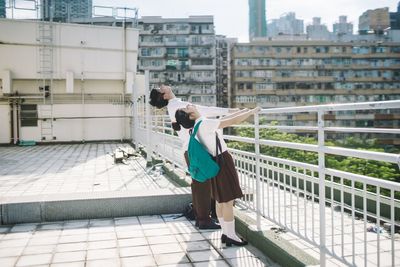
[215, 201, 225, 238]
[220, 200, 242, 242]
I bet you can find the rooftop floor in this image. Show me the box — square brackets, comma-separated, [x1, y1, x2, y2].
[0, 143, 278, 266]
[0, 215, 277, 267]
[0, 143, 175, 198]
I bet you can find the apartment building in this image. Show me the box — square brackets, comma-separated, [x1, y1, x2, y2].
[215, 36, 237, 107]
[137, 16, 217, 106]
[230, 41, 400, 141]
[359, 7, 390, 34]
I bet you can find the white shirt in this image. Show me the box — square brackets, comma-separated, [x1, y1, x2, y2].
[167, 98, 229, 151]
[194, 117, 228, 157]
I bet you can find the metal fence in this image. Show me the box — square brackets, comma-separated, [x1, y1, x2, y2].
[133, 95, 400, 267]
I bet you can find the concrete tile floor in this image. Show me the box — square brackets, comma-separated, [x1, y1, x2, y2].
[0, 143, 174, 198]
[0, 214, 279, 267]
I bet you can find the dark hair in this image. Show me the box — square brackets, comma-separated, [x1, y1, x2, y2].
[149, 89, 168, 108]
[174, 109, 195, 130]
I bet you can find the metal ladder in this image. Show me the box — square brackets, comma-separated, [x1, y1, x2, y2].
[37, 5, 54, 141]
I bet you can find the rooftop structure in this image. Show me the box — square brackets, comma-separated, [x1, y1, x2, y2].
[267, 12, 304, 37]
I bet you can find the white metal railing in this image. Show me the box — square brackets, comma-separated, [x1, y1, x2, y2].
[132, 93, 400, 267]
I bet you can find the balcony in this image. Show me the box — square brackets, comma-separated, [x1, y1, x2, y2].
[134, 99, 400, 267]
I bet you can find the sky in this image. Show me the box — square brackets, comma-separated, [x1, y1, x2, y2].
[94, 0, 399, 42]
[6, 0, 400, 42]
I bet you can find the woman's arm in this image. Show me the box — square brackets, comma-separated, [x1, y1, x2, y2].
[218, 107, 260, 129]
[219, 108, 249, 121]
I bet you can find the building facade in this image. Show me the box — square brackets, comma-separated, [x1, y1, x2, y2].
[359, 7, 390, 34]
[333, 16, 353, 36]
[0, 0, 5, 18]
[248, 0, 267, 41]
[306, 17, 331, 40]
[230, 41, 400, 142]
[137, 16, 217, 106]
[41, 0, 92, 22]
[390, 2, 400, 30]
[0, 19, 139, 144]
[215, 36, 237, 107]
[267, 12, 304, 37]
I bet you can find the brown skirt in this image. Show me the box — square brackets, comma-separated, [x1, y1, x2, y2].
[211, 151, 243, 203]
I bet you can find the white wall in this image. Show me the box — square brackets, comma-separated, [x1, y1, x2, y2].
[0, 19, 139, 81]
[19, 104, 131, 142]
[0, 104, 11, 143]
[0, 19, 140, 143]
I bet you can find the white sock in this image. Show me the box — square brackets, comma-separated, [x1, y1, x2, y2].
[225, 220, 241, 242]
[218, 217, 225, 235]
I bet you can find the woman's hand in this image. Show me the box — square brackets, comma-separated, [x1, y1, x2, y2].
[251, 107, 261, 114]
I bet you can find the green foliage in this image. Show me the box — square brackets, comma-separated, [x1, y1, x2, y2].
[227, 121, 400, 187]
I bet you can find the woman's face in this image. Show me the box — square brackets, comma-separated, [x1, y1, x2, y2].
[159, 85, 172, 99]
[183, 104, 200, 120]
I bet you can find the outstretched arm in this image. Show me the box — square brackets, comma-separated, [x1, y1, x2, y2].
[219, 108, 249, 121]
[195, 104, 237, 117]
[219, 107, 260, 129]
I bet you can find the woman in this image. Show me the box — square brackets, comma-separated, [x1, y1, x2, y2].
[174, 104, 260, 246]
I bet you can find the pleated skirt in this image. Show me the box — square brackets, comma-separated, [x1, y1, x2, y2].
[211, 151, 243, 203]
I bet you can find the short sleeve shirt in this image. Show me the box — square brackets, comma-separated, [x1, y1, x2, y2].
[195, 117, 228, 157]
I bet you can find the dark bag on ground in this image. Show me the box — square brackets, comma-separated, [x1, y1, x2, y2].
[183, 202, 195, 220]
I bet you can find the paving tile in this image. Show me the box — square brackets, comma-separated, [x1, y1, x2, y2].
[88, 240, 117, 250]
[144, 228, 172, 236]
[59, 234, 87, 243]
[50, 261, 85, 267]
[153, 252, 190, 265]
[0, 238, 30, 248]
[118, 237, 148, 247]
[219, 246, 256, 259]
[187, 249, 222, 262]
[55, 242, 87, 252]
[88, 232, 116, 241]
[23, 244, 56, 255]
[180, 241, 213, 252]
[150, 243, 183, 254]
[120, 245, 153, 257]
[52, 251, 86, 263]
[0, 257, 18, 267]
[176, 233, 206, 242]
[15, 253, 52, 266]
[86, 258, 120, 267]
[87, 248, 118, 260]
[147, 235, 178, 245]
[193, 260, 230, 267]
[0, 246, 25, 257]
[121, 255, 156, 267]
[116, 230, 144, 239]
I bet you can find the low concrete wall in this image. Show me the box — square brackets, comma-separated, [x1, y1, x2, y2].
[0, 188, 191, 225]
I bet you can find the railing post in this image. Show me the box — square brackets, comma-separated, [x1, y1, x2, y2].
[255, 112, 261, 230]
[145, 70, 152, 165]
[132, 73, 138, 148]
[318, 109, 326, 267]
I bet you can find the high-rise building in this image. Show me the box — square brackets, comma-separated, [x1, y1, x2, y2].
[41, 0, 92, 22]
[390, 2, 400, 30]
[249, 0, 267, 41]
[306, 17, 331, 40]
[215, 36, 237, 107]
[0, 0, 5, 18]
[333, 16, 353, 35]
[267, 12, 304, 37]
[359, 7, 390, 34]
[138, 16, 217, 106]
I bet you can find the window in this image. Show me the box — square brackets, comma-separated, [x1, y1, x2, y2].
[21, 105, 38, 127]
[191, 96, 201, 102]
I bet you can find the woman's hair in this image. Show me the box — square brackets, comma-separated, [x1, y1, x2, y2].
[149, 89, 168, 108]
[174, 109, 195, 131]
